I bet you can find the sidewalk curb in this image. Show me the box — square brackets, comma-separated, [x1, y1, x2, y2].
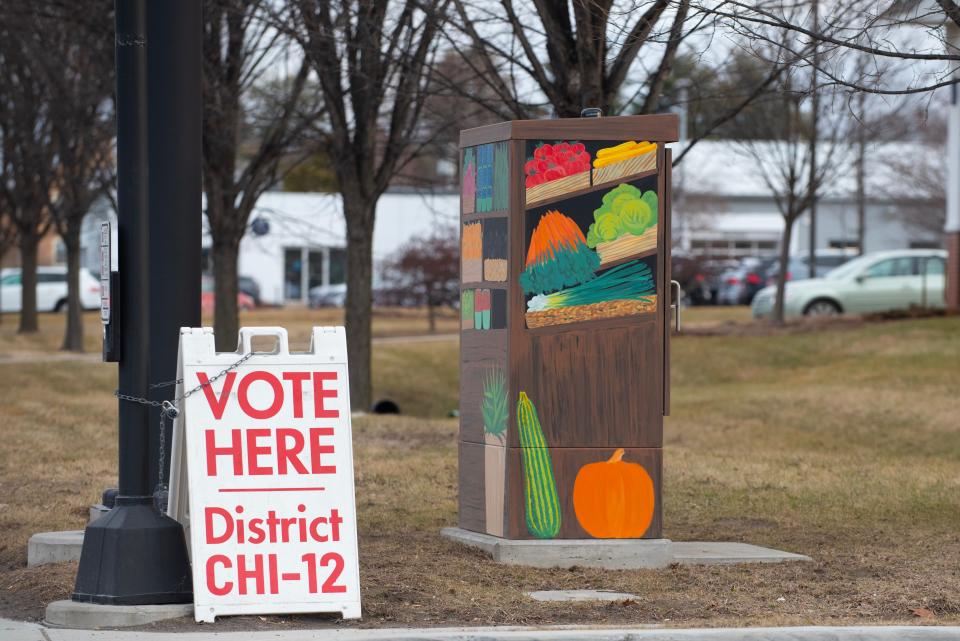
[3, 619, 958, 641]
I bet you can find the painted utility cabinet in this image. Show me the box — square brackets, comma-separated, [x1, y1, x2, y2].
[458, 114, 678, 541]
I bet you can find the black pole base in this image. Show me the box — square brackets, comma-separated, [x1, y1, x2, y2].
[72, 496, 193, 605]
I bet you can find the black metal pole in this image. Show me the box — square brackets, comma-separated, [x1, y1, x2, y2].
[147, 0, 202, 492]
[73, 0, 192, 605]
[114, 0, 151, 500]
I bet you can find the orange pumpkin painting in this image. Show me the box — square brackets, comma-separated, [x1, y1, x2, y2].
[572, 448, 655, 538]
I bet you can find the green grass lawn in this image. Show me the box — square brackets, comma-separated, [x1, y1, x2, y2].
[1, 312, 958, 627]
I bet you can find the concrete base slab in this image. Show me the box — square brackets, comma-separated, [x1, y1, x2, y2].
[528, 589, 639, 602]
[0, 617, 44, 641]
[89, 504, 110, 524]
[1, 631, 46, 641]
[45, 600, 193, 629]
[672, 541, 812, 565]
[441, 528, 810, 569]
[27, 531, 84, 567]
[441, 528, 673, 569]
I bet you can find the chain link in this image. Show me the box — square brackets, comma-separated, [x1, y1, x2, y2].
[113, 351, 256, 508]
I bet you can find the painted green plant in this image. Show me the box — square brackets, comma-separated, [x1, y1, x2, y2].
[585, 184, 658, 247]
[461, 290, 474, 323]
[481, 368, 508, 444]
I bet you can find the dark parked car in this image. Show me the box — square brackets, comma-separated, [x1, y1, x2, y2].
[716, 257, 773, 305]
[671, 255, 715, 305]
[238, 275, 262, 306]
[201, 275, 255, 314]
[763, 252, 856, 287]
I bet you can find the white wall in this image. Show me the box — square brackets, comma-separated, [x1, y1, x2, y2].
[204, 191, 459, 306]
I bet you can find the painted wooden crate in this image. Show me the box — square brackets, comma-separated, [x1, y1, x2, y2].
[458, 115, 678, 540]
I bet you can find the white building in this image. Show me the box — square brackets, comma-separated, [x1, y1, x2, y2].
[671, 140, 943, 261]
[79, 190, 458, 306]
[209, 191, 457, 305]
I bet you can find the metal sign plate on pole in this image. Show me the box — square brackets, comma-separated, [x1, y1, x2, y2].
[100, 221, 111, 325]
[168, 326, 362, 623]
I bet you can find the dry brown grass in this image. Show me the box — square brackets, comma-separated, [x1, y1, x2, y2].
[1, 313, 959, 629]
[0, 306, 459, 359]
[241, 306, 459, 346]
[680, 304, 752, 328]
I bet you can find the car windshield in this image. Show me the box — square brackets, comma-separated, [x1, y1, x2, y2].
[825, 254, 875, 281]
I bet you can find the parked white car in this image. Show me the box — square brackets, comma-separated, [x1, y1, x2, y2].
[0, 266, 101, 313]
[751, 249, 947, 319]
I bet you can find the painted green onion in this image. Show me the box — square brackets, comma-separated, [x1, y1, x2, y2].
[527, 259, 655, 312]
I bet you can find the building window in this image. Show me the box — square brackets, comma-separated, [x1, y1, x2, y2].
[308, 250, 325, 291]
[284, 248, 303, 300]
[689, 238, 778, 261]
[329, 248, 346, 285]
[829, 239, 859, 251]
[909, 240, 941, 250]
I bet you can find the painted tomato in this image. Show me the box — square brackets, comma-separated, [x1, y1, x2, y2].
[543, 167, 564, 181]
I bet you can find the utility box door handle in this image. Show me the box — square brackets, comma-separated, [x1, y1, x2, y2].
[670, 280, 681, 332]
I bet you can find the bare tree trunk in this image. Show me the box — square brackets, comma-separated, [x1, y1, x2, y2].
[213, 238, 240, 351]
[0, 248, 4, 326]
[17, 234, 39, 333]
[773, 219, 795, 326]
[807, 0, 819, 278]
[343, 198, 375, 412]
[856, 92, 866, 255]
[61, 220, 84, 351]
[427, 287, 436, 334]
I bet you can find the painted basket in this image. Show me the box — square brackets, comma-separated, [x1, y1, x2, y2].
[462, 258, 483, 284]
[483, 258, 508, 282]
[592, 150, 657, 187]
[526, 296, 657, 328]
[595, 225, 658, 267]
[525, 171, 590, 206]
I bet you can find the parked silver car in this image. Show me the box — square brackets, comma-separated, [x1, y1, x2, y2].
[752, 249, 947, 319]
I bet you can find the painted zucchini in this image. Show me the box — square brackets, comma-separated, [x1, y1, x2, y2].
[516, 392, 561, 538]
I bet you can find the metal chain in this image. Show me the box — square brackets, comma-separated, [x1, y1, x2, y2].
[113, 351, 256, 508]
[113, 350, 255, 410]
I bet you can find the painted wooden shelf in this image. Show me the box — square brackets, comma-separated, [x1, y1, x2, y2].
[523, 167, 658, 211]
[521, 304, 658, 336]
[595, 247, 658, 270]
[460, 209, 510, 220]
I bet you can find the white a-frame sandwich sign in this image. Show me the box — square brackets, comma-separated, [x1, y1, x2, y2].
[168, 327, 361, 623]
